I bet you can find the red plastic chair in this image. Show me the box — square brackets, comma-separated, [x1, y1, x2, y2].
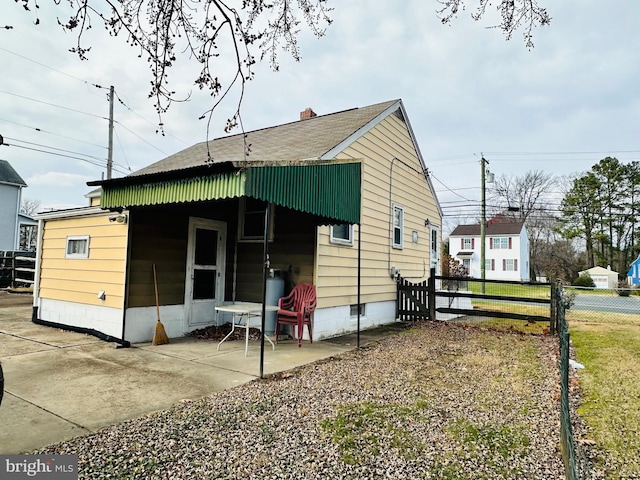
[275, 283, 317, 347]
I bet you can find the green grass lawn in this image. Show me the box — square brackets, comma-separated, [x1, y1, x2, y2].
[473, 317, 550, 335]
[464, 281, 551, 299]
[446, 282, 553, 334]
[568, 309, 640, 479]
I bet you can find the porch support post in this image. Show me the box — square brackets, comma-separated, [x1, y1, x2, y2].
[259, 203, 272, 379]
[357, 223, 361, 348]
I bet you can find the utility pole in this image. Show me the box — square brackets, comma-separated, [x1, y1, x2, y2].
[107, 85, 114, 180]
[480, 156, 494, 292]
[480, 156, 487, 292]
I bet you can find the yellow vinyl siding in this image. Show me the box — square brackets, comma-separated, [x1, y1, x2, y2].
[316, 113, 441, 308]
[39, 213, 128, 309]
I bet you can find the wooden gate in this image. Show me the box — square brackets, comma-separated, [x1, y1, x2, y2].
[396, 277, 429, 321]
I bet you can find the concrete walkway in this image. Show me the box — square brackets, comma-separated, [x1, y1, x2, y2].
[0, 294, 404, 454]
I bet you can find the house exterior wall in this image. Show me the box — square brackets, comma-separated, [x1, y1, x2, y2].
[628, 257, 640, 286]
[313, 300, 397, 339]
[519, 228, 530, 281]
[126, 208, 190, 308]
[36, 209, 128, 340]
[0, 182, 21, 251]
[314, 113, 441, 322]
[235, 206, 316, 303]
[120, 201, 318, 342]
[38, 211, 128, 306]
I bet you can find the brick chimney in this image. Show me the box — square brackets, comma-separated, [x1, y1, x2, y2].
[300, 107, 317, 120]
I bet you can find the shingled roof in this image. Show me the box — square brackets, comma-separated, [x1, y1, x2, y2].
[131, 99, 400, 177]
[0, 160, 27, 186]
[450, 221, 525, 236]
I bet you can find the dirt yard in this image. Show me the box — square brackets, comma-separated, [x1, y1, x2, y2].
[0, 290, 34, 308]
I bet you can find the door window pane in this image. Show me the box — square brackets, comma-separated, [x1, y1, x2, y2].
[195, 228, 217, 265]
[193, 270, 216, 299]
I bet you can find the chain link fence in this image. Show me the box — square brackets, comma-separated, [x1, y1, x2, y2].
[556, 284, 598, 480]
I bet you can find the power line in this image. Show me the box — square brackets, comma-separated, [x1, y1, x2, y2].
[4, 136, 107, 162]
[483, 150, 640, 156]
[0, 118, 107, 149]
[113, 128, 133, 173]
[113, 121, 168, 156]
[0, 46, 109, 92]
[430, 173, 474, 202]
[0, 90, 107, 120]
[0, 46, 183, 153]
[113, 89, 188, 146]
[3, 143, 129, 175]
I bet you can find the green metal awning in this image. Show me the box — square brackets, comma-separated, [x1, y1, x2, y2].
[100, 161, 361, 224]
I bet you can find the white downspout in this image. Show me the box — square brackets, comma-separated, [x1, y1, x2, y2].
[14, 186, 22, 250]
[33, 217, 45, 309]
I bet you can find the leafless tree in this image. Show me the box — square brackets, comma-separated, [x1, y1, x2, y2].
[13, 0, 333, 137]
[488, 170, 559, 280]
[20, 198, 41, 216]
[11, 1, 550, 132]
[437, 0, 551, 48]
[489, 170, 558, 222]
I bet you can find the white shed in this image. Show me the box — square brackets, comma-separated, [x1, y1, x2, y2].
[579, 266, 619, 289]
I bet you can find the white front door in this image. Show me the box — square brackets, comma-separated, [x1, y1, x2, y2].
[185, 217, 226, 329]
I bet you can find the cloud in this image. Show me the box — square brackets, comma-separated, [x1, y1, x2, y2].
[27, 171, 93, 187]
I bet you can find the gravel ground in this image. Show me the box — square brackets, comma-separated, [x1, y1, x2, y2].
[37, 322, 566, 479]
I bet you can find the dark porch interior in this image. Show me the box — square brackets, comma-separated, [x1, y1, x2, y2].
[124, 199, 317, 309]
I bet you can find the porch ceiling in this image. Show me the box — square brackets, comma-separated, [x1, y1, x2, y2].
[96, 161, 361, 225]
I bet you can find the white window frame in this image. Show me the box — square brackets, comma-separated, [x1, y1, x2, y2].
[504, 259, 517, 271]
[330, 224, 354, 246]
[492, 237, 509, 249]
[65, 235, 90, 259]
[238, 197, 275, 242]
[392, 204, 404, 249]
[463, 237, 472, 249]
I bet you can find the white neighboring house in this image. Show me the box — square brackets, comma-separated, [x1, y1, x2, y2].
[449, 221, 530, 281]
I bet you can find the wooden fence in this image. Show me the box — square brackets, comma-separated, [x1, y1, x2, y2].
[0, 251, 36, 289]
[397, 268, 555, 332]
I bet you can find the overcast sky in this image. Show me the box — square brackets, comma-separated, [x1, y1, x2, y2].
[2, 1, 639, 234]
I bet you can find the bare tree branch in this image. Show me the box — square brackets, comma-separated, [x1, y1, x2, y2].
[15, 0, 333, 134]
[437, 0, 551, 48]
[12, 0, 549, 135]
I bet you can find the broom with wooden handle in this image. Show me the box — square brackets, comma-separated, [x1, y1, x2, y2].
[152, 263, 170, 345]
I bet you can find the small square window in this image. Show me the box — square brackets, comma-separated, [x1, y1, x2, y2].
[350, 304, 365, 317]
[238, 197, 274, 242]
[65, 235, 90, 259]
[330, 224, 353, 246]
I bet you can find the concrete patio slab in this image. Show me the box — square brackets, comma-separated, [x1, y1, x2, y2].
[0, 301, 396, 454]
